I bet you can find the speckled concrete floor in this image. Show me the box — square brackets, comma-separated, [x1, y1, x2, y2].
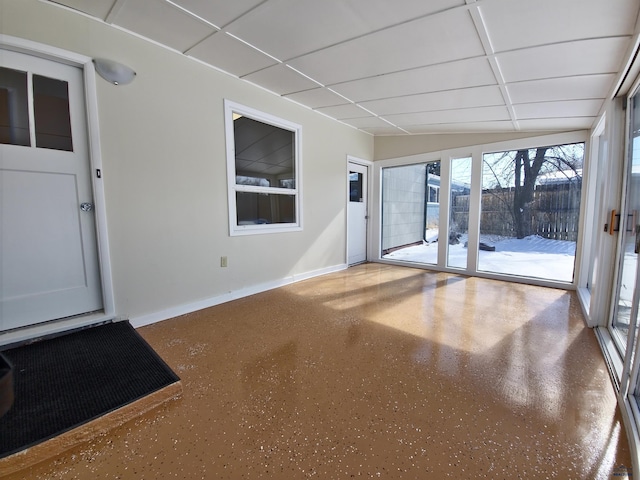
[5, 264, 631, 479]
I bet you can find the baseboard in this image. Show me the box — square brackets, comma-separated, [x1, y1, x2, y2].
[130, 263, 348, 329]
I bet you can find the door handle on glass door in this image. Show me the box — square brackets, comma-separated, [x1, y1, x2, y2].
[610, 210, 617, 235]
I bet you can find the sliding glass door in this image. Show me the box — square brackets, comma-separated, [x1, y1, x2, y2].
[610, 92, 640, 359]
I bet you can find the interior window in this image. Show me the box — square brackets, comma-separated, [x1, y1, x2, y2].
[224, 100, 302, 235]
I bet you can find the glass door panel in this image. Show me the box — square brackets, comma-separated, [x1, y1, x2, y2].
[425, 162, 441, 248]
[478, 143, 583, 282]
[611, 93, 640, 357]
[381, 161, 440, 264]
[33, 74, 73, 151]
[0, 66, 31, 146]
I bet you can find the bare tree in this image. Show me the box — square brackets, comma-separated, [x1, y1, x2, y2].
[483, 144, 583, 239]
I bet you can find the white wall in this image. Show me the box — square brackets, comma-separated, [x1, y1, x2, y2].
[0, 0, 373, 321]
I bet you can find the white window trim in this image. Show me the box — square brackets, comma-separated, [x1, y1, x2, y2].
[224, 99, 302, 236]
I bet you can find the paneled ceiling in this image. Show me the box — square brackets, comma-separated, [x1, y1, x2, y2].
[49, 0, 640, 136]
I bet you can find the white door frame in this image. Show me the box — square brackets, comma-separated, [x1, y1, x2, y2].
[0, 35, 115, 345]
[346, 156, 373, 265]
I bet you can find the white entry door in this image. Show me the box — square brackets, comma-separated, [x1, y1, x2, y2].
[347, 162, 368, 265]
[0, 49, 102, 332]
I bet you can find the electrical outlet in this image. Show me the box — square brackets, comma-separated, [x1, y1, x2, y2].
[220, 256, 228, 267]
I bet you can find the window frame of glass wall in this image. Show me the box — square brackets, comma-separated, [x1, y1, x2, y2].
[372, 131, 589, 289]
[476, 143, 584, 283]
[447, 156, 473, 270]
[612, 83, 640, 480]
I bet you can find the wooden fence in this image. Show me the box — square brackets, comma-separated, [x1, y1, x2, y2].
[451, 183, 581, 241]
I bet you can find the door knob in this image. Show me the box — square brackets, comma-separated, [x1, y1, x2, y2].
[80, 202, 94, 212]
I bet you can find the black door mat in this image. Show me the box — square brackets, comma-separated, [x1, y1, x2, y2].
[0, 321, 180, 459]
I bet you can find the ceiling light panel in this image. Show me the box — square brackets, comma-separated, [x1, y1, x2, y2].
[188, 33, 278, 76]
[481, 0, 638, 53]
[111, 0, 216, 52]
[330, 57, 497, 102]
[497, 37, 631, 83]
[168, 0, 264, 28]
[225, 0, 465, 61]
[288, 8, 485, 86]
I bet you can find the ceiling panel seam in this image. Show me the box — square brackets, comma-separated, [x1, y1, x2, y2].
[321, 55, 490, 90]
[494, 35, 633, 56]
[104, 0, 126, 24]
[468, 4, 518, 129]
[242, 2, 474, 66]
[218, 0, 270, 30]
[165, 0, 220, 29]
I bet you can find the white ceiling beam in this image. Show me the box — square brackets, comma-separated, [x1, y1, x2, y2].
[467, 3, 520, 130]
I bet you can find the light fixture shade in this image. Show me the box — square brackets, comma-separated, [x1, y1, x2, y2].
[93, 58, 136, 85]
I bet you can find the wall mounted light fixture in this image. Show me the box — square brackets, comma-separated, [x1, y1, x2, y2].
[93, 58, 136, 85]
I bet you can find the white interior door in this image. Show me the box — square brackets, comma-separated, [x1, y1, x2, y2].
[0, 49, 102, 331]
[348, 162, 368, 265]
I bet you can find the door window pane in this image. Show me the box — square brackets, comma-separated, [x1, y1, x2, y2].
[478, 143, 583, 282]
[350, 171, 363, 202]
[33, 74, 73, 151]
[0, 67, 30, 147]
[448, 157, 472, 268]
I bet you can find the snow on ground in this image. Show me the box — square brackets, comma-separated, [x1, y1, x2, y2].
[383, 234, 576, 282]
